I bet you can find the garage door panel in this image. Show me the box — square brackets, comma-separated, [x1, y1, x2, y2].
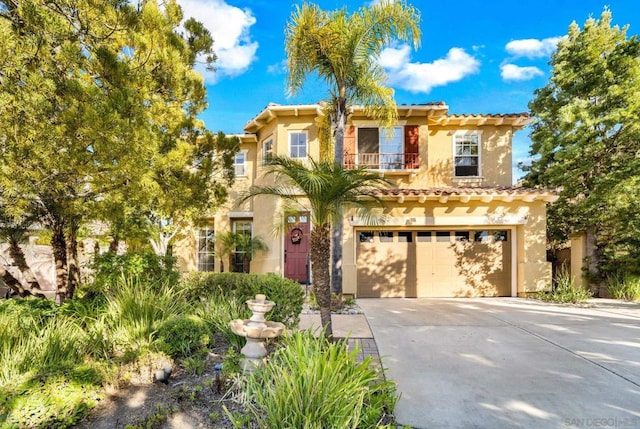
[357, 235, 413, 298]
[357, 229, 511, 298]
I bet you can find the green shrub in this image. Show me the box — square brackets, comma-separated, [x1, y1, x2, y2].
[536, 270, 592, 304]
[32, 318, 89, 373]
[90, 251, 179, 293]
[608, 272, 640, 301]
[239, 330, 397, 428]
[157, 315, 212, 359]
[180, 272, 304, 328]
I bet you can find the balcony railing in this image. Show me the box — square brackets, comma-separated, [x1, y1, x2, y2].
[344, 153, 419, 170]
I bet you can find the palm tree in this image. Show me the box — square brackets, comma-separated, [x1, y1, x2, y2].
[217, 231, 268, 273]
[285, 0, 421, 294]
[242, 155, 390, 338]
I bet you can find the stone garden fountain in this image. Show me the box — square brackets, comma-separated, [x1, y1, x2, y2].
[229, 294, 285, 372]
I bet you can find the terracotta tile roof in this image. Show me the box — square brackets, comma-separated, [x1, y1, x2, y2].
[447, 112, 530, 119]
[398, 101, 447, 107]
[368, 187, 558, 202]
[374, 186, 543, 195]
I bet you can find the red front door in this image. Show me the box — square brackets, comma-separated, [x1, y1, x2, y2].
[284, 212, 310, 283]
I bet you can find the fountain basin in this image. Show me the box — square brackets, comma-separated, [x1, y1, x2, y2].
[230, 319, 285, 339]
[246, 293, 276, 313]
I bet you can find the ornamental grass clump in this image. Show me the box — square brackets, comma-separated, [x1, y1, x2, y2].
[239, 330, 397, 428]
[104, 276, 185, 354]
[0, 300, 105, 428]
[193, 289, 250, 349]
[607, 272, 640, 301]
[0, 300, 89, 385]
[537, 269, 592, 304]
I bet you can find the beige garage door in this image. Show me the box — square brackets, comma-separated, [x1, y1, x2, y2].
[357, 230, 511, 298]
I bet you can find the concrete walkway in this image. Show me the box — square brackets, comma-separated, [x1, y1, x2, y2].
[358, 298, 640, 429]
[298, 313, 380, 364]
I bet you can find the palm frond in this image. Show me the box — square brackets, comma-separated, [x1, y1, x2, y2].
[241, 155, 390, 228]
[285, 0, 420, 116]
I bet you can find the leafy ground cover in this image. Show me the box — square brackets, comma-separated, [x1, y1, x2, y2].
[0, 252, 395, 428]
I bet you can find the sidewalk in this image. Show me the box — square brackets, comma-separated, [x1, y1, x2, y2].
[298, 313, 380, 364]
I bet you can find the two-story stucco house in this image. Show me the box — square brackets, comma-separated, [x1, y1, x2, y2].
[175, 102, 557, 298]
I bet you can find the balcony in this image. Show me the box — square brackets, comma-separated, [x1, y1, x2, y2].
[344, 153, 419, 170]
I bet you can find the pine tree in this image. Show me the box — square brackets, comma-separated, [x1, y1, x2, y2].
[524, 9, 640, 275]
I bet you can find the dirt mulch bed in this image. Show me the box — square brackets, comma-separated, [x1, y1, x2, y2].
[76, 336, 252, 429]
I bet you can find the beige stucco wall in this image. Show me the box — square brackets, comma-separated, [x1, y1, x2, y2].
[175, 135, 259, 273]
[175, 108, 551, 298]
[570, 233, 587, 289]
[516, 201, 552, 295]
[176, 116, 318, 275]
[420, 126, 513, 188]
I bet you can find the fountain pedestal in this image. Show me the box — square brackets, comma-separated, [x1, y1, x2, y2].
[229, 294, 285, 372]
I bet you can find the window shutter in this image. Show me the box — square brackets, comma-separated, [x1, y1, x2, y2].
[404, 125, 419, 169]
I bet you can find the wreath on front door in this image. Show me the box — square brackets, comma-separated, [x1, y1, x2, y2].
[290, 227, 303, 244]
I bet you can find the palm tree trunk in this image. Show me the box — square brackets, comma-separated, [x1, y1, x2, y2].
[331, 97, 348, 295]
[331, 218, 343, 295]
[310, 222, 332, 339]
[7, 238, 42, 293]
[51, 218, 68, 304]
[66, 222, 80, 299]
[243, 253, 250, 273]
[0, 266, 25, 296]
[108, 237, 119, 253]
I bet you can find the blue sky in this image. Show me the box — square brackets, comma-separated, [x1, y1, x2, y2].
[178, 0, 640, 181]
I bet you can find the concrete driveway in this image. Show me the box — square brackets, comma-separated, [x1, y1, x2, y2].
[358, 298, 640, 429]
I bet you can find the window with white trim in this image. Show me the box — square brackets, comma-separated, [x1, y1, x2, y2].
[454, 132, 481, 177]
[197, 224, 215, 272]
[232, 220, 253, 273]
[233, 151, 247, 176]
[289, 131, 307, 158]
[262, 138, 273, 165]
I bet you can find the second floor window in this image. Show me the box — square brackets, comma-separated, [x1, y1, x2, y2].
[357, 126, 404, 169]
[454, 133, 480, 177]
[289, 131, 307, 158]
[262, 139, 273, 165]
[234, 151, 246, 176]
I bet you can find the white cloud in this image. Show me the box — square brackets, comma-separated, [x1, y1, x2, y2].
[380, 45, 480, 93]
[500, 63, 543, 81]
[505, 37, 563, 59]
[267, 60, 287, 75]
[179, 0, 258, 83]
[377, 44, 411, 70]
